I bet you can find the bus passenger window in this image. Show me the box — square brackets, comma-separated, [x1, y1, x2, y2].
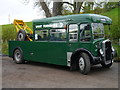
[69, 24, 78, 42]
[50, 29, 66, 41]
[35, 30, 49, 41]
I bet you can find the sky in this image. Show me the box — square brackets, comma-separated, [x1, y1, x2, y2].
[0, 0, 44, 25]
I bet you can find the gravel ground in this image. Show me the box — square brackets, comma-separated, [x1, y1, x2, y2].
[2, 56, 119, 88]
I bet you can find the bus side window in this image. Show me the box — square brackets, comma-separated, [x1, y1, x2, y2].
[50, 29, 66, 41]
[69, 24, 78, 42]
[35, 30, 49, 41]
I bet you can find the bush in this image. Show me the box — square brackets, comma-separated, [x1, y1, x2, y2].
[2, 41, 8, 55]
[2, 24, 17, 42]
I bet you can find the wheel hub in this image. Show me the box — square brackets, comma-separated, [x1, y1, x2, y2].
[79, 57, 85, 71]
[15, 51, 21, 61]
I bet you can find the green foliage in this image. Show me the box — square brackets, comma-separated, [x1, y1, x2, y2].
[103, 2, 118, 12]
[62, 9, 72, 15]
[94, 7, 103, 14]
[83, 2, 94, 13]
[26, 22, 33, 30]
[84, 2, 118, 14]
[113, 43, 120, 60]
[2, 24, 17, 55]
[2, 41, 8, 55]
[2, 24, 17, 42]
[101, 8, 119, 39]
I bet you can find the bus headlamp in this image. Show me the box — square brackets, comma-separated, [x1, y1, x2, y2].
[99, 49, 103, 55]
[112, 47, 115, 52]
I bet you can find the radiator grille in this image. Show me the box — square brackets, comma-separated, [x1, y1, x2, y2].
[104, 41, 112, 61]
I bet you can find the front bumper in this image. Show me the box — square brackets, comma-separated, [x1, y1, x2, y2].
[92, 49, 116, 65]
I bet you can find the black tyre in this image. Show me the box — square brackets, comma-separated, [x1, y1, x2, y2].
[17, 29, 27, 41]
[78, 53, 91, 75]
[13, 49, 24, 64]
[101, 60, 113, 68]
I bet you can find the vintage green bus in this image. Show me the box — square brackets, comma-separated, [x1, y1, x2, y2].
[9, 14, 116, 74]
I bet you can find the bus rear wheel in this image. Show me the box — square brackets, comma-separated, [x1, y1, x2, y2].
[13, 49, 24, 64]
[79, 53, 91, 75]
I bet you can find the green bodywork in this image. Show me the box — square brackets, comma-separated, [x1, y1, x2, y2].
[9, 41, 98, 66]
[9, 14, 112, 66]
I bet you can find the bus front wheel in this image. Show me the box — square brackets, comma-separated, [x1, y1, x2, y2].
[79, 53, 91, 75]
[13, 49, 24, 64]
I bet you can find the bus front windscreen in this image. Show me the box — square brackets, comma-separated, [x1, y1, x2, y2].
[92, 23, 104, 39]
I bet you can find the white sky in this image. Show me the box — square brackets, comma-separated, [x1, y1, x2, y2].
[0, 0, 44, 25]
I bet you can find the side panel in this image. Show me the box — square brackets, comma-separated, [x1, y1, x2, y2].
[9, 41, 95, 66]
[78, 42, 93, 54]
[9, 41, 68, 66]
[68, 42, 93, 55]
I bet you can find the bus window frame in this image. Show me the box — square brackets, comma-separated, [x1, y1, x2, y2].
[49, 28, 67, 42]
[33, 23, 68, 42]
[33, 22, 93, 43]
[79, 22, 92, 43]
[68, 23, 79, 42]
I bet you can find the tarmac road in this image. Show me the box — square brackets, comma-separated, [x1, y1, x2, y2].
[2, 56, 119, 88]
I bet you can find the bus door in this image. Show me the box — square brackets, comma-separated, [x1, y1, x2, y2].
[68, 24, 79, 51]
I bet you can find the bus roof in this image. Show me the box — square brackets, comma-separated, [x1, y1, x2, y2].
[32, 14, 112, 25]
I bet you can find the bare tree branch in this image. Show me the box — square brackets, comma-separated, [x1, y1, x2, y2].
[53, 2, 63, 16]
[74, 2, 83, 13]
[39, 0, 52, 17]
[63, 1, 84, 14]
[63, 2, 74, 6]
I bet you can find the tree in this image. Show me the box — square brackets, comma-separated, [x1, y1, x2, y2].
[23, 0, 87, 17]
[53, 2, 63, 16]
[40, 1, 52, 17]
[33, 0, 63, 17]
[83, 2, 94, 13]
[73, 2, 83, 14]
[33, 0, 85, 17]
[63, 2, 84, 14]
